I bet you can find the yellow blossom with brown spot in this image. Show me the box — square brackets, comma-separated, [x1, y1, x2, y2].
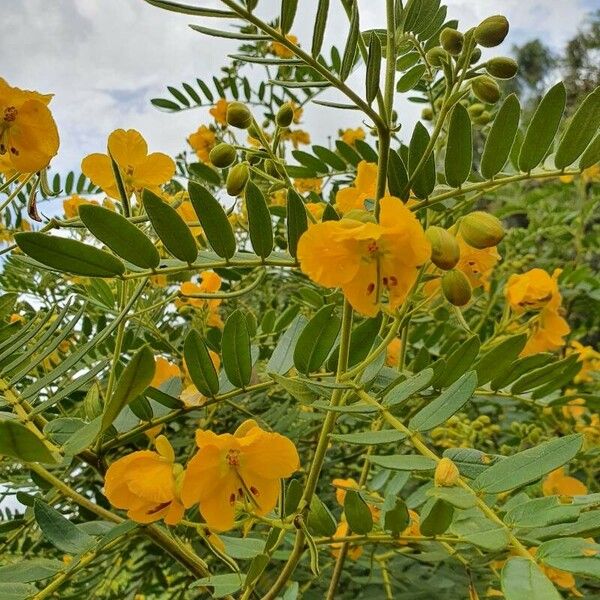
[209, 98, 229, 126]
[188, 125, 216, 163]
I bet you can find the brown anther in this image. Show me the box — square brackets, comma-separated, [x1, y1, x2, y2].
[226, 449, 241, 467]
[10, 147, 18, 156]
[3, 106, 17, 122]
[388, 276, 398, 287]
[250, 486, 259, 496]
[229, 493, 236, 505]
[366, 282, 375, 295]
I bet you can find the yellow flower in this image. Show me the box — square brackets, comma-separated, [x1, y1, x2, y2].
[144, 424, 164, 441]
[290, 101, 303, 124]
[298, 196, 430, 317]
[181, 419, 299, 531]
[561, 397, 587, 420]
[576, 414, 600, 447]
[305, 202, 325, 221]
[397, 509, 421, 545]
[456, 234, 500, 290]
[270, 189, 287, 206]
[9, 313, 23, 323]
[386, 338, 401, 367]
[0, 77, 59, 173]
[340, 127, 366, 147]
[269, 34, 298, 59]
[434, 457, 460, 486]
[209, 98, 228, 126]
[188, 125, 216, 163]
[332, 477, 359, 507]
[335, 161, 378, 214]
[505, 268, 562, 313]
[152, 357, 181, 388]
[560, 164, 600, 184]
[177, 271, 223, 327]
[104, 435, 185, 525]
[294, 178, 322, 194]
[82, 129, 174, 199]
[528, 547, 579, 594]
[63, 194, 98, 219]
[331, 520, 363, 560]
[176, 197, 202, 236]
[568, 340, 600, 384]
[542, 467, 587, 497]
[282, 129, 310, 149]
[521, 307, 570, 356]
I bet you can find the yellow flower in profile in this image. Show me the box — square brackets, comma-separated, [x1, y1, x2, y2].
[178, 271, 223, 328]
[82, 129, 175, 199]
[386, 338, 401, 367]
[181, 419, 299, 531]
[542, 467, 587, 497]
[521, 307, 570, 356]
[340, 127, 366, 147]
[188, 125, 216, 163]
[269, 34, 298, 58]
[505, 268, 562, 313]
[0, 77, 59, 173]
[152, 357, 181, 388]
[335, 161, 378, 214]
[63, 194, 98, 219]
[282, 129, 310, 149]
[294, 178, 322, 194]
[298, 196, 430, 317]
[290, 101, 303, 124]
[209, 98, 228, 126]
[104, 435, 185, 525]
[568, 340, 600, 384]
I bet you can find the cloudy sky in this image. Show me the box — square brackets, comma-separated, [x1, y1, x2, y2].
[3, 0, 596, 176]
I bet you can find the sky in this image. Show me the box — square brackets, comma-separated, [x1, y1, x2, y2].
[2, 0, 596, 177]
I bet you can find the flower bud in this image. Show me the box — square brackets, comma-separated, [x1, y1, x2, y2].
[440, 28, 464, 56]
[421, 107, 433, 121]
[209, 143, 236, 168]
[426, 226, 460, 270]
[460, 211, 505, 248]
[471, 75, 501, 104]
[426, 46, 447, 67]
[434, 457, 460, 487]
[467, 103, 486, 118]
[276, 103, 295, 128]
[474, 15, 509, 48]
[226, 163, 249, 196]
[442, 270, 472, 307]
[469, 47, 482, 64]
[474, 111, 492, 126]
[226, 101, 253, 129]
[486, 57, 518, 79]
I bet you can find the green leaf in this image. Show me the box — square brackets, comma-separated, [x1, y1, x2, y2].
[490, 352, 553, 391]
[245, 181, 273, 259]
[368, 454, 436, 471]
[344, 490, 373, 534]
[481, 94, 521, 179]
[0, 583, 37, 600]
[0, 420, 57, 464]
[267, 315, 308, 375]
[437, 336, 480, 388]
[443, 447, 503, 479]
[365, 33, 382, 104]
[420, 498, 454, 536]
[335, 140, 362, 166]
[15, 233, 125, 278]
[330, 429, 406, 445]
[580, 131, 600, 169]
[537, 537, 600, 579]
[62, 417, 102, 455]
[340, 1, 359, 81]
[397, 64, 427, 93]
[501, 557, 561, 600]
[78, 205, 159, 269]
[505, 496, 581, 528]
[474, 334, 527, 385]
[426, 486, 477, 509]
[518, 82, 566, 172]
[44, 418, 85, 445]
[307, 495, 337, 536]
[188, 182, 236, 259]
[0, 558, 63, 583]
[184, 329, 219, 397]
[409, 121, 436, 199]
[293, 305, 341, 375]
[101, 345, 155, 432]
[511, 354, 578, 394]
[222, 310, 252, 388]
[33, 500, 93, 554]
[328, 315, 381, 371]
[312, 145, 347, 170]
[286, 189, 308, 258]
[311, 0, 329, 57]
[190, 574, 243, 597]
[151, 97, 180, 111]
[473, 434, 583, 494]
[270, 373, 317, 404]
[555, 86, 600, 169]
[280, 0, 298, 33]
[188, 25, 269, 41]
[0, 292, 17, 320]
[383, 368, 433, 407]
[188, 162, 220, 186]
[142, 189, 197, 263]
[452, 514, 509, 551]
[384, 499, 409, 534]
[409, 371, 477, 432]
[388, 150, 409, 200]
[284, 479, 303, 517]
[444, 104, 472, 188]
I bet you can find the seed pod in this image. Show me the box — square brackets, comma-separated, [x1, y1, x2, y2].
[474, 15, 509, 48]
[469, 47, 482, 64]
[226, 101, 253, 129]
[486, 57, 518, 79]
[440, 27, 464, 56]
[209, 143, 236, 168]
[426, 226, 460, 270]
[276, 103, 294, 128]
[471, 75, 501, 104]
[264, 159, 281, 178]
[226, 163, 249, 196]
[442, 270, 472, 307]
[434, 457, 460, 487]
[245, 151, 261, 166]
[426, 46, 447, 67]
[467, 103, 486, 118]
[422, 107, 433, 121]
[460, 211, 505, 248]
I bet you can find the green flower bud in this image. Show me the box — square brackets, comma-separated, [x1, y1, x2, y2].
[460, 211, 505, 248]
[276, 103, 294, 128]
[442, 270, 472, 307]
[426, 226, 460, 270]
[426, 46, 447, 67]
[208, 143, 236, 168]
[226, 162, 249, 196]
[467, 103, 486, 118]
[469, 47, 482, 64]
[264, 159, 280, 178]
[245, 151, 261, 166]
[471, 75, 501, 104]
[486, 57, 518, 79]
[421, 107, 434, 121]
[440, 27, 464, 56]
[474, 111, 492, 125]
[226, 101, 253, 129]
[474, 15, 509, 48]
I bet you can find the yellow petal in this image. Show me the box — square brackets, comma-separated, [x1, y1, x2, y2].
[197, 470, 239, 531]
[342, 260, 380, 317]
[107, 129, 148, 167]
[81, 153, 118, 198]
[241, 430, 300, 480]
[354, 161, 378, 195]
[181, 444, 230, 507]
[133, 152, 175, 188]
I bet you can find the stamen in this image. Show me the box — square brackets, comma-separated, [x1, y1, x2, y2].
[367, 283, 375, 295]
[226, 449, 241, 467]
[250, 486, 259, 496]
[3, 107, 17, 122]
[229, 493, 236, 505]
[147, 501, 171, 515]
